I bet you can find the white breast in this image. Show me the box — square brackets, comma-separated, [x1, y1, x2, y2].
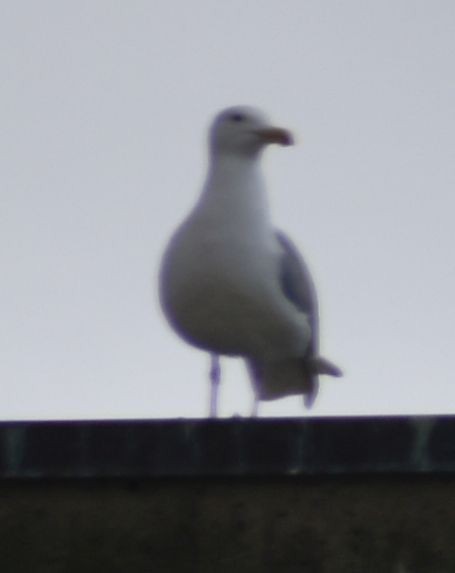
[159, 155, 310, 359]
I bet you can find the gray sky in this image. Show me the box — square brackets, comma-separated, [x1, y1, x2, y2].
[2, 1, 455, 419]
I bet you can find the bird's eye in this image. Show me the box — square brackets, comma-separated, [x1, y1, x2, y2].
[229, 113, 246, 122]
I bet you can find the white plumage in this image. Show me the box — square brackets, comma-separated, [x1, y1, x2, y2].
[160, 106, 341, 415]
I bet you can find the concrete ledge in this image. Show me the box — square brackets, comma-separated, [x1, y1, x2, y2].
[1, 415, 454, 479]
[2, 417, 455, 572]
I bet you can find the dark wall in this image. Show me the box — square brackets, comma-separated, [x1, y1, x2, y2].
[1, 416, 455, 572]
[1, 477, 454, 573]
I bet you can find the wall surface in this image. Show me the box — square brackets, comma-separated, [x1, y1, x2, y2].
[1, 477, 454, 573]
[1, 417, 455, 572]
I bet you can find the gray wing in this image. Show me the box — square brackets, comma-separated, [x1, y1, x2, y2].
[275, 230, 319, 358]
[246, 231, 342, 411]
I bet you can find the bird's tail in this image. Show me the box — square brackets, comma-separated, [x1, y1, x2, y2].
[246, 355, 342, 409]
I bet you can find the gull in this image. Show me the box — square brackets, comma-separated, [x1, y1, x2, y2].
[159, 106, 342, 416]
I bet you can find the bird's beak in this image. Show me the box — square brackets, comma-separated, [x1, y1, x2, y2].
[255, 127, 294, 146]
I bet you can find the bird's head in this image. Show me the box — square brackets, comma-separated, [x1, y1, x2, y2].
[209, 106, 294, 158]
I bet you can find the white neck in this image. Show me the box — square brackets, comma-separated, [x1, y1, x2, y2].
[196, 153, 272, 231]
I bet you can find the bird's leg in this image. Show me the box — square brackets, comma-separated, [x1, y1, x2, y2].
[209, 354, 221, 418]
[251, 395, 259, 418]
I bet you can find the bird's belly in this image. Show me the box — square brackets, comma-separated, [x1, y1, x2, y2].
[163, 252, 309, 358]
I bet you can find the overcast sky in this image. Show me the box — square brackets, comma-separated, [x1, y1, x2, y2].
[1, 1, 455, 420]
